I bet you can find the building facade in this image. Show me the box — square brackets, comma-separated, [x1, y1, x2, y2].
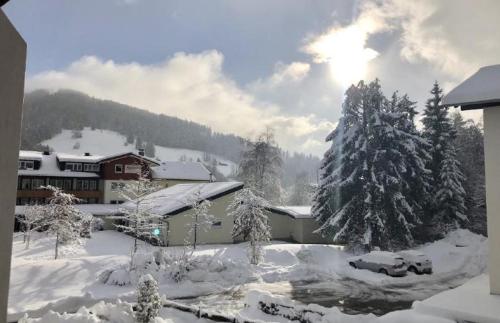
[16, 150, 212, 206]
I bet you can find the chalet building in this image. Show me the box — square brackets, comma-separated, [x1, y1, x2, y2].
[16, 150, 213, 206]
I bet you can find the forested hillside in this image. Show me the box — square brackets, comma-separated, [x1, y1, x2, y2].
[21, 90, 320, 185]
[21, 90, 243, 161]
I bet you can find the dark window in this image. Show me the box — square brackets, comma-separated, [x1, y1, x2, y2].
[64, 179, 73, 191]
[32, 178, 45, 189]
[21, 178, 31, 190]
[212, 220, 222, 227]
[115, 164, 123, 173]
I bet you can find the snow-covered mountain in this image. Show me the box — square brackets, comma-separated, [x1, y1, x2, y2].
[41, 127, 237, 177]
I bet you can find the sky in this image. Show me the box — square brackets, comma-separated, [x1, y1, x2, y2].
[4, 0, 500, 156]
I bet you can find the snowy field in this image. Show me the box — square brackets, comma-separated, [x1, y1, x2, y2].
[10, 230, 487, 322]
[41, 128, 237, 177]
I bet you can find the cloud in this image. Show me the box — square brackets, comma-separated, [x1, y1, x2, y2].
[303, 0, 500, 83]
[248, 61, 310, 93]
[27, 52, 332, 155]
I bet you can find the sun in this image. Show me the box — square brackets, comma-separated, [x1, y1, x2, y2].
[305, 25, 379, 88]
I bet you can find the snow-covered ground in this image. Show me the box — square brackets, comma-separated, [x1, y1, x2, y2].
[10, 229, 488, 322]
[41, 128, 237, 177]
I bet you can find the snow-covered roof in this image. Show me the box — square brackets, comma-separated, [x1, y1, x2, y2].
[19, 150, 43, 161]
[122, 181, 243, 216]
[17, 152, 99, 178]
[442, 64, 500, 109]
[15, 204, 121, 216]
[56, 153, 103, 163]
[98, 151, 160, 165]
[151, 161, 212, 181]
[270, 206, 312, 219]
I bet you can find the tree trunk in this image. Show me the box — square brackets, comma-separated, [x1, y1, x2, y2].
[25, 231, 30, 250]
[193, 213, 198, 250]
[55, 232, 59, 260]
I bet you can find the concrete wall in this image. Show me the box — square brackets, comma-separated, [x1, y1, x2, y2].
[102, 180, 127, 203]
[483, 108, 500, 295]
[0, 9, 26, 321]
[163, 192, 236, 246]
[295, 218, 330, 244]
[266, 211, 330, 244]
[267, 212, 295, 241]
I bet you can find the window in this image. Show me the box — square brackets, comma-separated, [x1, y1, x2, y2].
[82, 180, 89, 191]
[66, 163, 83, 171]
[64, 179, 73, 190]
[212, 220, 222, 228]
[32, 178, 45, 189]
[115, 164, 123, 173]
[89, 180, 97, 191]
[21, 178, 31, 190]
[110, 200, 125, 204]
[19, 160, 34, 170]
[84, 164, 100, 172]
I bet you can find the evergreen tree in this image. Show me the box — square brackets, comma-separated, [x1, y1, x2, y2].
[228, 188, 271, 264]
[422, 82, 467, 234]
[136, 274, 161, 323]
[451, 113, 486, 234]
[434, 146, 467, 231]
[312, 80, 427, 250]
[145, 141, 155, 158]
[135, 136, 144, 150]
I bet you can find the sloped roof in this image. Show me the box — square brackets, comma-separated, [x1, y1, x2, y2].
[151, 161, 212, 181]
[56, 152, 103, 163]
[19, 150, 43, 161]
[442, 64, 500, 109]
[269, 206, 312, 219]
[122, 181, 243, 217]
[18, 152, 99, 178]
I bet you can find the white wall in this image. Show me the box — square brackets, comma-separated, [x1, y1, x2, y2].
[102, 180, 127, 203]
[483, 108, 500, 295]
[0, 9, 26, 320]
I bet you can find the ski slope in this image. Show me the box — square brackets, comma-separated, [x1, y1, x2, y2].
[41, 128, 237, 177]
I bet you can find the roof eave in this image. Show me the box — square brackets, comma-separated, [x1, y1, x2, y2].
[442, 99, 500, 111]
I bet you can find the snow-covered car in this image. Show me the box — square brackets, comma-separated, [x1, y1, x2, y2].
[347, 251, 407, 277]
[397, 250, 433, 274]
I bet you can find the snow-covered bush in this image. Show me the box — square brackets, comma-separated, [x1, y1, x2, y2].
[92, 217, 105, 232]
[106, 268, 132, 286]
[79, 213, 94, 238]
[136, 274, 161, 323]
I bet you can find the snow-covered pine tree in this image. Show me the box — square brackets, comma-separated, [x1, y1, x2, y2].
[136, 274, 161, 323]
[238, 128, 283, 204]
[391, 92, 432, 242]
[422, 82, 467, 235]
[44, 186, 83, 259]
[313, 80, 426, 250]
[451, 112, 486, 234]
[312, 82, 370, 249]
[228, 188, 271, 264]
[114, 174, 163, 256]
[434, 146, 467, 232]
